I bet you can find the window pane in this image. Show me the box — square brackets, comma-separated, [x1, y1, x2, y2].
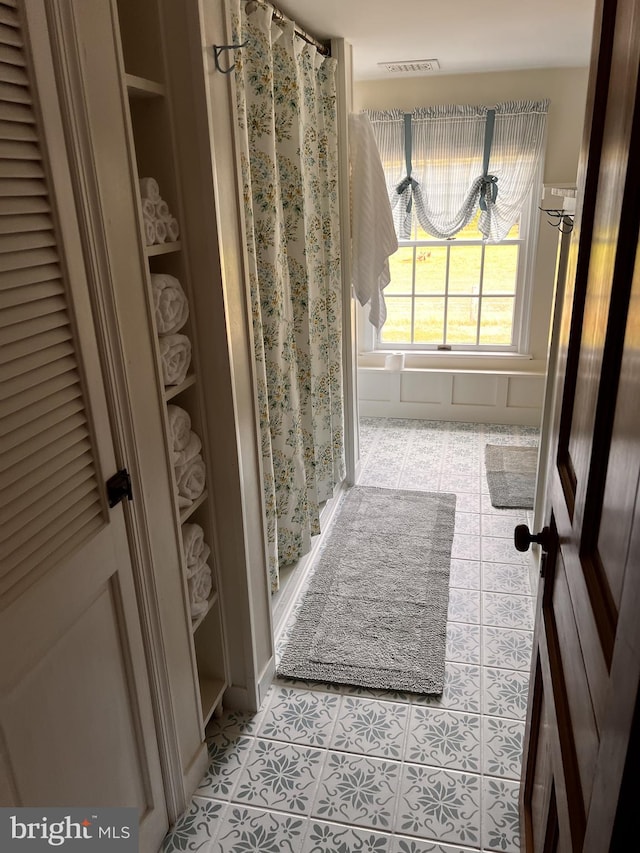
[380, 297, 412, 343]
[386, 247, 414, 295]
[446, 297, 479, 344]
[449, 246, 482, 294]
[414, 297, 445, 344]
[484, 245, 519, 294]
[479, 297, 515, 345]
[415, 247, 447, 294]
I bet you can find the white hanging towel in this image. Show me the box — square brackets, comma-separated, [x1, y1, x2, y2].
[349, 111, 398, 330]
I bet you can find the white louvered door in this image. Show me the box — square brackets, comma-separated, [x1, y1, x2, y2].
[0, 2, 168, 848]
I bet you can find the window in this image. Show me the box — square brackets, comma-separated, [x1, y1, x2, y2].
[365, 102, 548, 353]
[379, 202, 535, 351]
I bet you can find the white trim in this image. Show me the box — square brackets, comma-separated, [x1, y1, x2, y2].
[332, 37, 359, 486]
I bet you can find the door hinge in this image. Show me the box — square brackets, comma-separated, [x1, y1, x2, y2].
[106, 468, 133, 508]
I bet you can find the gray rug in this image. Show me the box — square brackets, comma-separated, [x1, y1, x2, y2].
[276, 486, 455, 694]
[485, 444, 537, 509]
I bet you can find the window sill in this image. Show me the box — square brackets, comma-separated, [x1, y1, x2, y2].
[358, 350, 545, 374]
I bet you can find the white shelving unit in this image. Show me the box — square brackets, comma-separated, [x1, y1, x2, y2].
[115, 0, 228, 731]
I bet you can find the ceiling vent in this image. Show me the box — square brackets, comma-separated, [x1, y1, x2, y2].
[379, 59, 440, 74]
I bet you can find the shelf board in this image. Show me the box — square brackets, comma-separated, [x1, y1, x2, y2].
[165, 373, 196, 401]
[199, 676, 226, 728]
[146, 240, 181, 256]
[191, 590, 220, 634]
[180, 490, 208, 523]
[125, 73, 165, 98]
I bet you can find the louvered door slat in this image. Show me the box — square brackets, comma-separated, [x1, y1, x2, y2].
[0, 178, 46, 197]
[0, 159, 43, 179]
[0, 278, 62, 310]
[0, 406, 89, 460]
[0, 394, 84, 448]
[0, 138, 39, 159]
[0, 307, 67, 346]
[0, 229, 54, 253]
[1, 436, 92, 495]
[0, 324, 71, 365]
[3, 353, 77, 399]
[1, 463, 96, 531]
[0, 293, 67, 328]
[0, 367, 80, 420]
[0, 211, 52, 232]
[0, 481, 95, 564]
[0, 340, 72, 381]
[0, 80, 29, 105]
[0, 483, 99, 560]
[0, 100, 33, 123]
[0, 61, 27, 85]
[0, 246, 56, 273]
[0, 119, 35, 141]
[1, 423, 89, 484]
[0, 260, 59, 289]
[0, 7, 18, 28]
[2, 508, 103, 600]
[0, 43, 23, 68]
[0, 23, 20, 48]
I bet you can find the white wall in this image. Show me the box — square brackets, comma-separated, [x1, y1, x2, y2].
[354, 67, 589, 424]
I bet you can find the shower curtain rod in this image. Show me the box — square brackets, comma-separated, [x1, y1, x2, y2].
[244, 0, 329, 55]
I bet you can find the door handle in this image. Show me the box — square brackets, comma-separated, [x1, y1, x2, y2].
[514, 524, 551, 553]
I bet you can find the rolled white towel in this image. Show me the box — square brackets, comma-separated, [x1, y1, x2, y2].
[188, 562, 212, 606]
[181, 523, 212, 572]
[178, 494, 193, 510]
[141, 198, 156, 219]
[186, 544, 210, 579]
[154, 218, 167, 244]
[158, 334, 191, 386]
[150, 273, 189, 335]
[143, 215, 156, 247]
[139, 177, 160, 203]
[172, 430, 201, 467]
[190, 599, 208, 619]
[167, 404, 191, 452]
[166, 217, 180, 242]
[155, 199, 171, 221]
[175, 453, 206, 501]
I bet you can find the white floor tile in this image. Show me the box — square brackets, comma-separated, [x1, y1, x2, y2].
[330, 696, 409, 759]
[257, 687, 340, 747]
[312, 752, 400, 831]
[396, 765, 481, 847]
[405, 706, 481, 773]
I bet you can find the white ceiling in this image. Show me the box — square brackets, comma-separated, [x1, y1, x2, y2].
[273, 0, 596, 80]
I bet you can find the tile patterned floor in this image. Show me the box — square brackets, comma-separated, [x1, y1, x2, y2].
[163, 419, 538, 853]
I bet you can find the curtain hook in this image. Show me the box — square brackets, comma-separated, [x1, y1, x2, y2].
[212, 40, 249, 74]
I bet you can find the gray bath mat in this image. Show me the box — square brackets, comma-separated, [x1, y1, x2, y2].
[485, 444, 537, 509]
[277, 486, 455, 694]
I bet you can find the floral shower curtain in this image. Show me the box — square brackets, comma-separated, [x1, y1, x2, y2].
[232, 0, 345, 591]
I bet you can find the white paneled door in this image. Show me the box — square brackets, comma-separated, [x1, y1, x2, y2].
[0, 2, 167, 849]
